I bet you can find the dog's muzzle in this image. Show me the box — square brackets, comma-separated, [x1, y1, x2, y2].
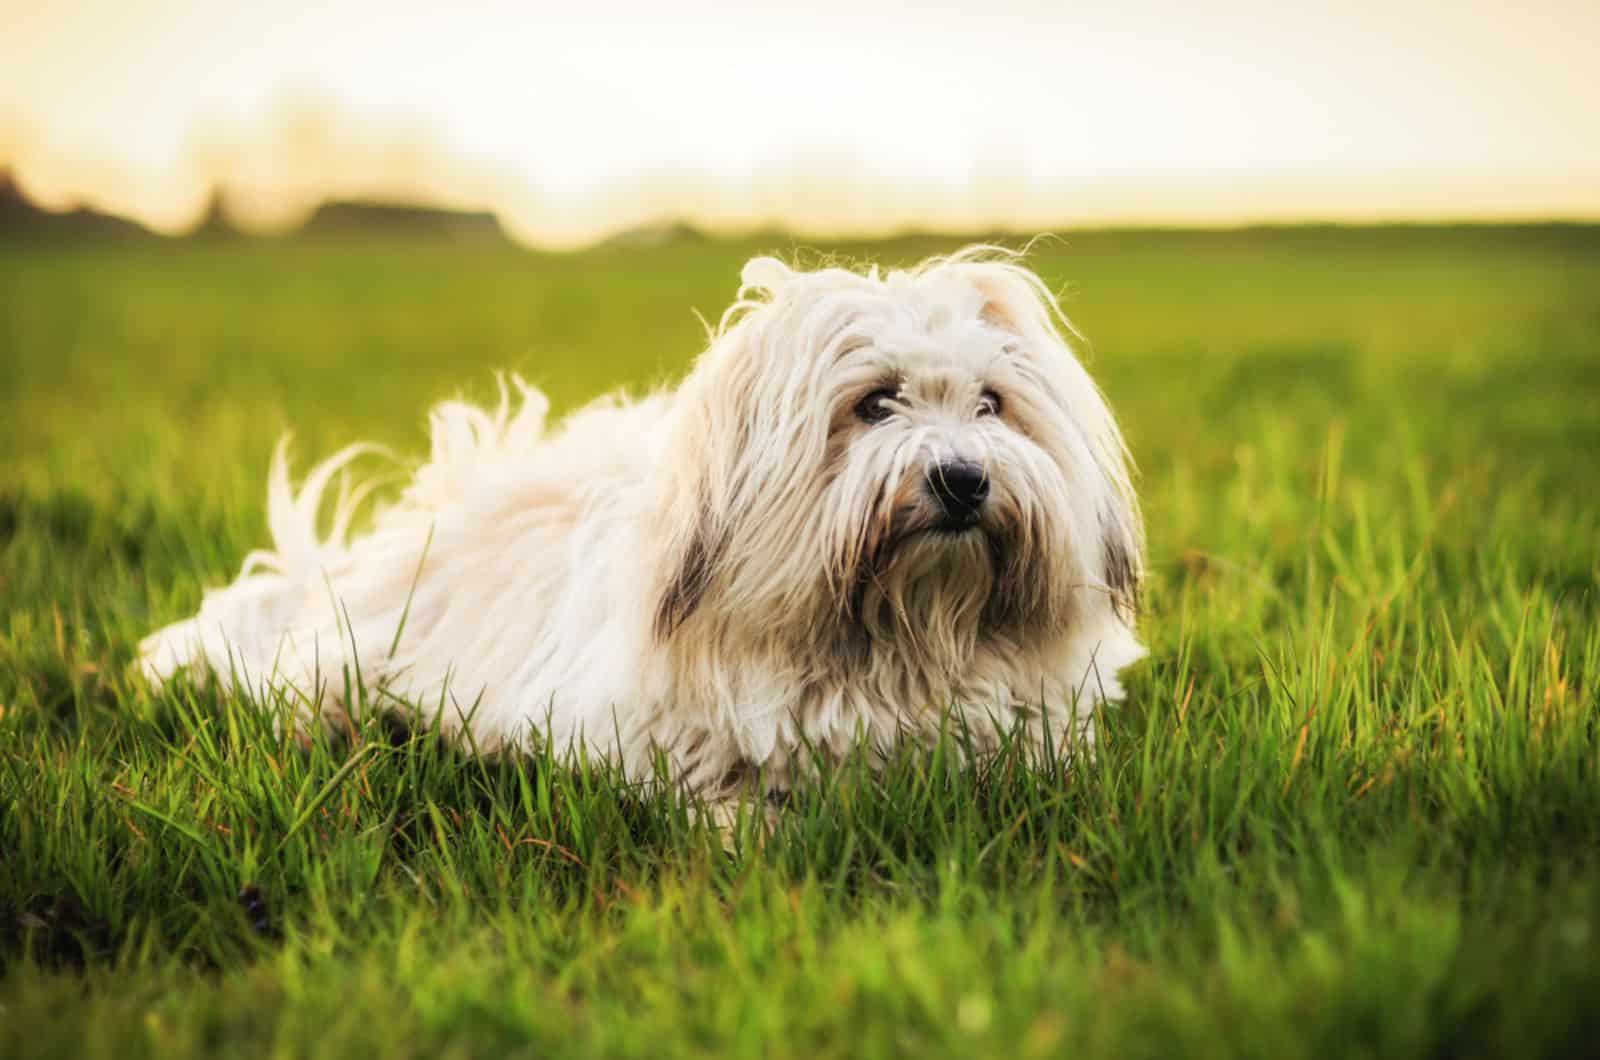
[925, 460, 989, 530]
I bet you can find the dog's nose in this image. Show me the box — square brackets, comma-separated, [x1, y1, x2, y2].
[926, 460, 990, 519]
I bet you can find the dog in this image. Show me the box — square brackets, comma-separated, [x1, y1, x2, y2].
[141, 246, 1145, 803]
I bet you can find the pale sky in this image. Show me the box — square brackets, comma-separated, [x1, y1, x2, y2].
[3, 0, 1598, 246]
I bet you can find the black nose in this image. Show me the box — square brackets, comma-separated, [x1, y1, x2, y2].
[926, 460, 990, 519]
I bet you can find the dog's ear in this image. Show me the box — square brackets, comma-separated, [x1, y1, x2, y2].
[962, 259, 1144, 620]
[654, 501, 724, 640]
[965, 265, 1044, 339]
[739, 256, 794, 296]
[1099, 499, 1142, 620]
[652, 383, 740, 641]
[976, 287, 1025, 336]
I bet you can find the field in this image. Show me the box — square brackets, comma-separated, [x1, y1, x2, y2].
[3, 224, 1599, 1058]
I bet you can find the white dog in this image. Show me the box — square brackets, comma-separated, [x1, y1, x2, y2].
[141, 247, 1145, 802]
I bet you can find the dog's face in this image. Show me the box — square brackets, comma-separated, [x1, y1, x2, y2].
[656, 250, 1140, 669]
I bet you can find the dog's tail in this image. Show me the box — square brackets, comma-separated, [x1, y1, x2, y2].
[137, 438, 382, 687]
[138, 375, 552, 691]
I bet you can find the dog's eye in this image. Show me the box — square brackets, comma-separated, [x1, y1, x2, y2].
[855, 387, 899, 424]
[977, 388, 1003, 418]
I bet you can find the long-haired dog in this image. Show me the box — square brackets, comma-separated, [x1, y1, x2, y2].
[141, 247, 1145, 803]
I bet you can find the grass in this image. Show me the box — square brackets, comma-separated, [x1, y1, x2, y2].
[2, 224, 1599, 1058]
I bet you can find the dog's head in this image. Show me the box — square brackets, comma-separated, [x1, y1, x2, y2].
[654, 247, 1141, 668]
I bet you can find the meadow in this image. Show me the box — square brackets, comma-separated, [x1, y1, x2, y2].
[2, 224, 1598, 1058]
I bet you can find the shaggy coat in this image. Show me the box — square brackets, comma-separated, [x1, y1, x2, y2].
[141, 248, 1145, 798]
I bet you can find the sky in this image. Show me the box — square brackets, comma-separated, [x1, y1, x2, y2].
[3, 0, 1598, 246]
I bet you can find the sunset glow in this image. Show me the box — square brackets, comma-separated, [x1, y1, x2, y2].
[4, 0, 1598, 246]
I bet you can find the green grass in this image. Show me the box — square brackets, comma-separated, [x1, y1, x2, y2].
[3, 225, 1599, 1058]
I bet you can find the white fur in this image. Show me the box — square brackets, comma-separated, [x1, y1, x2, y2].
[141, 247, 1146, 799]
